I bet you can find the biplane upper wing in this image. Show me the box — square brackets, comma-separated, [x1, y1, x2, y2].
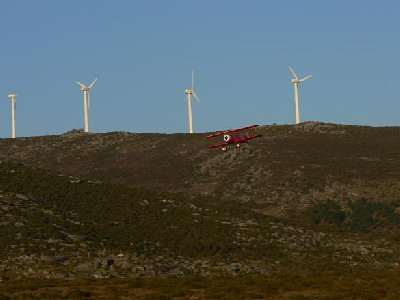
[234, 134, 263, 143]
[207, 142, 229, 149]
[206, 124, 259, 139]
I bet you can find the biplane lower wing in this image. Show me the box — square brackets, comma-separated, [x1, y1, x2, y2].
[207, 142, 229, 149]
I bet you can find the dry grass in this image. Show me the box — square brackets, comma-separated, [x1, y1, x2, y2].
[1, 272, 400, 299]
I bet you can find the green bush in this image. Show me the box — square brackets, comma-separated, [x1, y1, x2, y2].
[308, 198, 400, 233]
[308, 200, 346, 227]
[348, 198, 400, 233]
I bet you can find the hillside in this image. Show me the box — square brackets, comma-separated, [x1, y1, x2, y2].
[0, 122, 400, 219]
[1, 122, 400, 297]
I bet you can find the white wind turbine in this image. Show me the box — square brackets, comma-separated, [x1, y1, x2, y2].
[184, 71, 200, 133]
[289, 66, 312, 124]
[7, 92, 18, 138]
[75, 77, 98, 133]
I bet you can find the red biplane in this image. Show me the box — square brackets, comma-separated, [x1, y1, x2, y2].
[206, 125, 262, 151]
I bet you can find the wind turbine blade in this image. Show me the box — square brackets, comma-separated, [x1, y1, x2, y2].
[191, 70, 194, 89]
[288, 66, 298, 79]
[75, 81, 86, 88]
[88, 91, 91, 108]
[300, 75, 312, 82]
[88, 77, 98, 89]
[193, 91, 200, 102]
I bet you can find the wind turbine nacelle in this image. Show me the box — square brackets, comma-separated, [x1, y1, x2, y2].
[185, 88, 193, 95]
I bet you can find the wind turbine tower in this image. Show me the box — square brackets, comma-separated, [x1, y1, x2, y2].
[185, 71, 200, 133]
[75, 77, 98, 133]
[289, 66, 312, 124]
[7, 92, 17, 138]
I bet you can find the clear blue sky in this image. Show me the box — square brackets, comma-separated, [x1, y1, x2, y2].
[0, 0, 399, 137]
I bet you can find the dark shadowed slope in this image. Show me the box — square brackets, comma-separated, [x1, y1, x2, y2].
[1, 161, 400, 281]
